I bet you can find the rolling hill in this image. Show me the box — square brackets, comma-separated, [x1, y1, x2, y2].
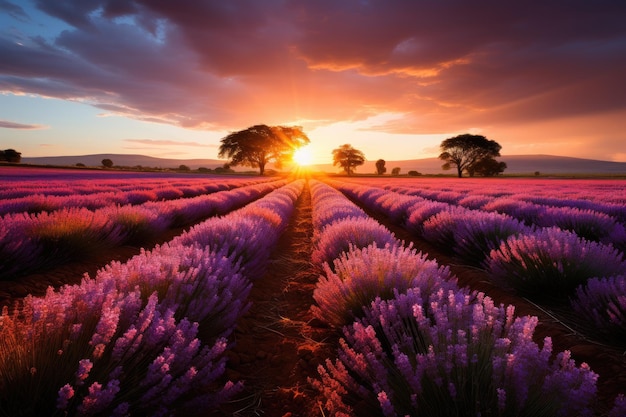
[20, 153, 626, 175]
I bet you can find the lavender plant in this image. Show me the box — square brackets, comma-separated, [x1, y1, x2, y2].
[0, 279, 242, 416]
[450, 211, 530, 266]
[313, 288, 598, 417]
[311, 243, 458, 328]
[487, 227, 626, 297]
[311, 217, 399, 266]
[404, 200, 450, 236]
[570, 275, 626, 344]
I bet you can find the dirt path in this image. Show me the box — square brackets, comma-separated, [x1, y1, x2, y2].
[217, 181, 336, 417]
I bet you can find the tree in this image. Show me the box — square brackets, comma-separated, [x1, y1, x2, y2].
[0, 149, 21, 163]
[375, 159, 386, 175]
[332, 144, 365, 175]
[439, 134, 502, 178]
[218, 124, 309, 175]
[473, 157, 507, 176]
[101, 158, 113, 168]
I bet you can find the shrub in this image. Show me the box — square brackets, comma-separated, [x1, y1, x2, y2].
[313, 288, 598, 417]
[405, 200, 450, 236]
[486, 227, 626, 297]
[0, 247, 246, 416]
[570, 275, 626, 345]
[537, 206, 626, 245]
[451, 211, 530, 266]
[311, 243, 457, 328]
[311, 217, 398, 266]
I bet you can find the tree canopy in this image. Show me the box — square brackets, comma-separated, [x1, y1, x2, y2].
[438, 134, 503, 177]
[0, 149, 21, 163]
[218, 124, 309, 175]
[101, 158, 113, 168]
[332, 144, 365, 175]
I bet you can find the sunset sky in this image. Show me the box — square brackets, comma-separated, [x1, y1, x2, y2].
[1, 0, 626, 164]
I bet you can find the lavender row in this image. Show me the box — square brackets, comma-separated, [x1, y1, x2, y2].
[0, 172, 262, 199]
[327, 179, 626, 347]
[0, 180, 304, 416]
[0, 177, 272, 216]
[344, 177, 626, 213]
[0, 179, 287, 279]
[307, 181, 607, 416]
[328, 179, 626, 249]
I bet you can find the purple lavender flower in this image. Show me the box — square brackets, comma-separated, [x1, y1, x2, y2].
[314, 288, 598, 416]
[312, 217, 399, 266]
[571, 275, 626, 343]
[487, 227, 626, 297]
[311, 242, 458, 328]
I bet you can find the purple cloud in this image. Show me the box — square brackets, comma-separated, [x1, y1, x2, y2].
[0, 0, 624, 139]
[0, 119, 46, 129]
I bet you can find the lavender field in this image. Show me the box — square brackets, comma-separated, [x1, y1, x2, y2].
[1, 167, 625, 417]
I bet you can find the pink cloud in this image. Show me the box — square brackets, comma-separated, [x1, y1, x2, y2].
[0, 0, 624, 159]
[123, 139, 213, 147]
[0, 119, 47, 129]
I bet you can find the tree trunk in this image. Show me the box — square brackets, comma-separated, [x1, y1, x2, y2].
[457, 166, 463, 178]
[259, 163, 265, 175]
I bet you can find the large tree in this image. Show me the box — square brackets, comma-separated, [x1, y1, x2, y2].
[472, 157, 507, 176]
[332, 144, 365, 175]
[218, 124, 309, 175]
[439, 134, 502, 178]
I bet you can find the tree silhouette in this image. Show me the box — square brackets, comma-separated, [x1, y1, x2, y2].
[439, 134, 502, 178]
[375, 159, 386, 175]
[218, 124, 309, 175]
[472, 157, 507, 176]
[0, 149, 21, 163]
[101, 158, 113, 168]
[332, 144, 365, 175]
[391, 167, 401, 176]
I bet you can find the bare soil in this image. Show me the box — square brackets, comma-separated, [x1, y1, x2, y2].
[2, 180, 624, 416]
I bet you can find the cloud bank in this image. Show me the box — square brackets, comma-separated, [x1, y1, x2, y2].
[1, 0, 625, 158]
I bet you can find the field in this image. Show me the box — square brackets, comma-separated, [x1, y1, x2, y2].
[1, 166, 625, 417]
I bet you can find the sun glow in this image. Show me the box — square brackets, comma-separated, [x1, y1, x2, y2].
[293, 146, 314, 166]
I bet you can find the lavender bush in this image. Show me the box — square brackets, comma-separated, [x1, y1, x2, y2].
[311, 243, 458, 328]
[448, 210, 529, 266]
[487, 227, 626, 297]
[311, 217, 399, 266]
[0, 256, 244, 416]
[570, 275, 626, 344]
[313, 288, 598, 417]
[537, 206, 626, 247]
[404, 200, 450, 236]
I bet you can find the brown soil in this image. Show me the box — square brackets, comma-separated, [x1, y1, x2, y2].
[2, 180, 624, 416]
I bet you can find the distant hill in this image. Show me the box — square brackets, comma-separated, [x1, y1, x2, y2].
[20, 153, 626, 175]
[21, 154, 228, 170]
[310, 154, 626, 175]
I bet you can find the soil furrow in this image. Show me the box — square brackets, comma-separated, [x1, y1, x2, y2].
[218, 181, 335, 417]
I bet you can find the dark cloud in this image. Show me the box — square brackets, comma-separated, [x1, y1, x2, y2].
[1, 0, 625, 141]
[0, 1, 29, 21]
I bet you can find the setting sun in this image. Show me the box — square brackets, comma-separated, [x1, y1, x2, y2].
[293, 146, 314, 166]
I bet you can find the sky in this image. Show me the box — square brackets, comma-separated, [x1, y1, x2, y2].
[1, 0, 626, 165]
